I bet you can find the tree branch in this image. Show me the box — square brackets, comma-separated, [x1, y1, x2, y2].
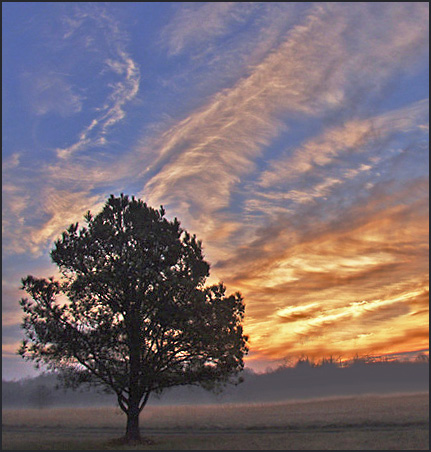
[139, 391, 151, 413]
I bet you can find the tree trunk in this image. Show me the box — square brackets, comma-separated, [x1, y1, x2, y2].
[125, 311, 142, 443]
[125, 405, 141, 442]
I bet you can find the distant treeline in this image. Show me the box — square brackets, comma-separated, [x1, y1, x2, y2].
[3, 358, 429, 408]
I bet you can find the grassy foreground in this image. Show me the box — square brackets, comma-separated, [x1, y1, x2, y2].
[2, 392, 429, 450]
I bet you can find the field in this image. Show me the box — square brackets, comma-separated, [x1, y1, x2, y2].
[2, 392, 428, 450]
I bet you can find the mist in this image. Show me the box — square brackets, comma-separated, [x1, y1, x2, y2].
[3, 358, 428, 409]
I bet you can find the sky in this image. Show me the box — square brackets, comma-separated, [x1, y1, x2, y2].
[2, 2, 429, 380]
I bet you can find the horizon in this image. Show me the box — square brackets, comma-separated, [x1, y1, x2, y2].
[2, 346, 429, 383]
[2, 2, 429, 382]
[3, 352, 429, 413]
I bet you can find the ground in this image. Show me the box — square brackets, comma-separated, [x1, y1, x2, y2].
[2, 392, 428, 450]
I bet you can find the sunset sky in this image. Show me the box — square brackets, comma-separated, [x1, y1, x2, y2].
[2, 2, 429, 380]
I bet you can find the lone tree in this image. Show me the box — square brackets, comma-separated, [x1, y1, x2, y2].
[18, 194, 248, 443]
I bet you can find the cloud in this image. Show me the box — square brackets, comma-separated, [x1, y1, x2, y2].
[6, 3, 427, 261]
[55, 6, 140, 159]
[22, 72, 84, 117]
[27, 189, 105, 252]
[3, 4, 142, 255]
[277, 303, 320, 323]
[138, 16, 429, 361]
[161, 2, 257, 56]
[2, 182, 32, 254]
[2, 153, 20, 171]
[247, 285, 429, 360]
[2, 281, 26, 327]
[2, 180, 105, 256]
[57, 51, 140, 159]
[259, 99, 429, 189]
[143, 3, 428, 236]
[220, 176, 428, 281]
[211, 161, 428, 360]
[157, 3, 308, 101]
[2, 342, 22, 358]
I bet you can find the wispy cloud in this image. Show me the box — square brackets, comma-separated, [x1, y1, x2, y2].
[251, 99, 428, 212]
[8, 3, 426, 266]
[3, 4, 141, 256]
[158, 3, 307, 100]
[2, 153, 20, 171]
[6, 3, 427, 260]
[2, 181, 105, 256]
[142, 3, 428, 246]
[55, 6, 140, 159]
[221, 175, 429, 360]
[161, 2, 257, 56]
[21, 72, 84, 117]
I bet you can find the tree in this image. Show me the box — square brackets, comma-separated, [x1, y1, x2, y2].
[18, 194, 248, 443]
[29, 384, 54, 410]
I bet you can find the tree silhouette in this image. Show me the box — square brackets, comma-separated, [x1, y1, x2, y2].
[18, 194, 248, 443]
[29, 384, 53, 409]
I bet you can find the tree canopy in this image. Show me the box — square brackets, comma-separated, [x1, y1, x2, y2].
[18, 194, 248, 442]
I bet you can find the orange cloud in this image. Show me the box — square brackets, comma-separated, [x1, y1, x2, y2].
[217, 175, 429, 362]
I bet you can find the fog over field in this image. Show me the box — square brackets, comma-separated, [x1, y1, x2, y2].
[3, 360, 429, 449]
[3, 359, 428, 409]
[2, 393, 428, 450]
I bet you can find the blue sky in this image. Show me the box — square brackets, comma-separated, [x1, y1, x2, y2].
[2, 2, 429, 380]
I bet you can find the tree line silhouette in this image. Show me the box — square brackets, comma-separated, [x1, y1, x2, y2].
[4, 356, 428, 409]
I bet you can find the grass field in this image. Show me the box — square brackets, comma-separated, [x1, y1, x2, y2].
[2, 392, 428, 450]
